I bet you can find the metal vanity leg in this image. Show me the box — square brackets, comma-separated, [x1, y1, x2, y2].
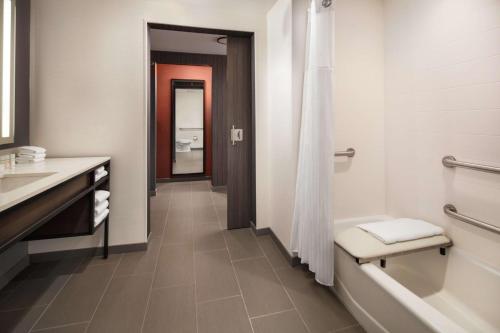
[103, 217, 109, 259]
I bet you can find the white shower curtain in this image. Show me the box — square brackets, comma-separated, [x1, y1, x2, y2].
[291, 0, 335, 286]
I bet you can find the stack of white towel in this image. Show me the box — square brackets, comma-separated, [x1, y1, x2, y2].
[95, 166, 108, 182]
[94, 190, 110, 227]
[16, 146, 47, 164]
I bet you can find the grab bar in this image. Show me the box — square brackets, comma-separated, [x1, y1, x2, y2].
[443, 204, 500, 235]
[442, 156, 500, 174]
[335, 148, 355, 157]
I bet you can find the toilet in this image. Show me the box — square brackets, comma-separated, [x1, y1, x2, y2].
[176, 138, 192, 152]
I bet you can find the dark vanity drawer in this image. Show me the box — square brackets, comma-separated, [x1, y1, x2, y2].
[0, 174, 91, 251]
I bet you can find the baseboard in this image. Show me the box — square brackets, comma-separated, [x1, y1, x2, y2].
[157, 176, 211, 183]
[210, 185, 227, 193]
[250, 223, 300, 267]
[30, 242, 148, 262]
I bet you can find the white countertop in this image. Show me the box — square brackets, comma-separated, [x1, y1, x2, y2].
[0, 157, 110, 213]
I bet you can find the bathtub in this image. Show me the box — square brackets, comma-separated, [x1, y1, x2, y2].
[332, 216, 500, 333]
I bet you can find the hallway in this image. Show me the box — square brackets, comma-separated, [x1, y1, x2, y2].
[0, 181, 361, 333]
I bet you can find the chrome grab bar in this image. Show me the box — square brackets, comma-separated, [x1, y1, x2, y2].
[335, 148, 355, 158]
[443, 204, 500, 235]
[179, 127, 203, 131]
[442, 156, 500, 174]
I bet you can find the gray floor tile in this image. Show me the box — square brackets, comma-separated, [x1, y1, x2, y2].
[87, 274, 152, 333]
[163, 219, 194, 245]
[197, 296, 252, 333]
[257, 235, 289, 269]
[143, 285, 196, 333]
[153, 244, 194, 289]
[0, 275, 69, 310]
[168, 207, 193, 224]
[0, 258, 82, 311]
[0, 305, 45, 333]
[276, 267, 357, 333]
[155, 183, 173, 194]
[114, 238, 161, 277]
[233, 257, 292, 317]
[194, 224, 226, 252]
[194, 250, 239, 302]
[193, 205, 219, 225]
[191, 193, 213, 208]
[34, 263, 116, 329]
[34, 322, 88, 333]
[251, 310, 308, 333]
[150, 211, 167, 239]
[335, 325, 365, 333]
[224, 229, 263, 260]
[79, 254, 122, 268]
[150, 195, 170, 213]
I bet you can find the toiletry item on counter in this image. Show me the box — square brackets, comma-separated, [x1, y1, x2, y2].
[94, 166, 108, 182]
[16, 146, 47, 164]
[95, 190, 110, 204]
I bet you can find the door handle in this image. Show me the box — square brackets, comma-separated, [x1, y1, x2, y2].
[231, 125, 243, 146]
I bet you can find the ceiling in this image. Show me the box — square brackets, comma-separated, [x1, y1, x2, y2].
[150, 29, 227, 55]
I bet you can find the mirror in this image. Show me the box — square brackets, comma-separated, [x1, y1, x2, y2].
[0, 0, 15, 144]
[172, 80, 205, 175]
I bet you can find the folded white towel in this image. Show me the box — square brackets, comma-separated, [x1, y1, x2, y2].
[95, 190, 110, 204]
[16, 154, 46, 161]
[18, 146, 46, 154]
[18, 152, 46, 159]
[357, 219, 444, 244]
[94, 208, 109, 227]
[95, 200, 109, 216]
[94, 170, 108, 182]
[16, 157, 45, 164]
[96, 166, 105, 174]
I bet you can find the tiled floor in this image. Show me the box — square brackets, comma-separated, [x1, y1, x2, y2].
[0, 180, 363, 333]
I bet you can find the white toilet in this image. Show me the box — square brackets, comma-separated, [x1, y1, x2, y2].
[176, 138, 192, 152]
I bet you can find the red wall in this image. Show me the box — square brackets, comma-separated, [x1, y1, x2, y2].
[156, 64, 213, 178]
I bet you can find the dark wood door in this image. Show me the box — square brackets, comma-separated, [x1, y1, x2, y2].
[225, 36, 254, 229]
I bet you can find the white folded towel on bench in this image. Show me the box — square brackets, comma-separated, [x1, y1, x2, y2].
[357, 218, 444, 244]
[95, 190, 110, 204]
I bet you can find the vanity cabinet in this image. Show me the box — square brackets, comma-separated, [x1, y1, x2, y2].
[0, 161, 111, 258]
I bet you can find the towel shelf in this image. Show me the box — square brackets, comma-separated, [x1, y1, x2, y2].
[442, 156, 500, 174]
[335, 148, 355, 158]
[443, 204, 500, 235]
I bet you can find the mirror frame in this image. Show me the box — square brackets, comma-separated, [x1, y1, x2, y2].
[0, 0, 15, 144]
[170, 79, 206, 177]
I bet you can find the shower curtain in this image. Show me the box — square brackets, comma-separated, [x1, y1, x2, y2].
[291, 0, 334, 286]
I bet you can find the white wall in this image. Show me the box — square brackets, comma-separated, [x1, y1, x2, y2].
[28, 0, 276, 252]
[384, 0, 500, 269]
[266, 0, 386, 250]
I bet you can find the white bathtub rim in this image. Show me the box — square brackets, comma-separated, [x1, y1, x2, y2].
[361, 263, 468, 333]
[332, 277, 389, 333]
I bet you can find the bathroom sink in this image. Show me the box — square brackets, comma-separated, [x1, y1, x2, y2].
[0, 172, 57, 193]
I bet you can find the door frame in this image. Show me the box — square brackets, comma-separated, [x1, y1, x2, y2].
[170, 79, 206, 178]
[145, 22, 256, 233]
